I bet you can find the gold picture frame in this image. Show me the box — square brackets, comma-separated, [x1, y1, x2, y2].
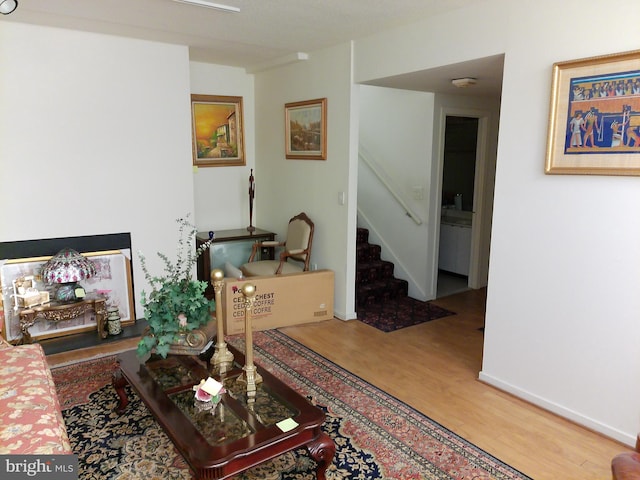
[191, 94, 245, 167]
[546, 49, 640, 175]
[285, 98, 327, 160]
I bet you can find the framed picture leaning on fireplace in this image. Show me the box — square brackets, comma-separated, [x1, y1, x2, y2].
[285, 98, 327, 160]
[191, 94, 245, 167]
[0, 250, 135, 342]
[546, 49, 640, 175]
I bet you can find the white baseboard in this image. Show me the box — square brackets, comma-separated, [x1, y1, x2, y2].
[478, 371, 636, 447]
[334, 310, 357, 321]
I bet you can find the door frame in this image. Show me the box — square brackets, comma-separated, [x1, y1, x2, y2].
[431, 106, 493, 294]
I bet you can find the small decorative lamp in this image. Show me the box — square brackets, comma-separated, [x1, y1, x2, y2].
[42, 248, 96, 302]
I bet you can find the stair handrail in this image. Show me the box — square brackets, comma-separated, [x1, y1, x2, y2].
[358, 144, 423, 225]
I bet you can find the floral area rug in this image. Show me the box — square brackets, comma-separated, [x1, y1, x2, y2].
[357, 297, 456, 332]
[52, 330, 530, 479]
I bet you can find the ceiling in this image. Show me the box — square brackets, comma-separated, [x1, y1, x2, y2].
[1, 0, 503, 97]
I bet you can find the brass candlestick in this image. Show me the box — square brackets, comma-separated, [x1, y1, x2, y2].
[238, 283, 262, 391]
[211, 269, 234, 373]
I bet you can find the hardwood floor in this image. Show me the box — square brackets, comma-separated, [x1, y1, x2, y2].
[47, 337, 140, 367]
[283, 288, 629, 480]
[48, 288, 629, 479]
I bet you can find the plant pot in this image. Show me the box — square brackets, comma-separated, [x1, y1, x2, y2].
[142, 318, 217, 356]
[167, 329, 207, 355]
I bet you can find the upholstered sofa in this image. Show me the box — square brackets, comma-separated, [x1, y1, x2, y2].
[0, 337, 72, 454]
[612, 435, 640, 480]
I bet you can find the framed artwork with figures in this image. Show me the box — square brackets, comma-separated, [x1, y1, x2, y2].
[546, 49, 640, 175]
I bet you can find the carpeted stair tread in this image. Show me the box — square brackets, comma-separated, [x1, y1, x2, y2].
[356, 243, 381, 263]
[356, 278, 408, 307]
[355, 227, 452, 331]
[355, 227, 405, 308]
[356, 227, 369, 244]
[356, 260, 395, 285]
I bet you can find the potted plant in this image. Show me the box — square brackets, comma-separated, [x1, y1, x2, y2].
[136, 215, 214, 359]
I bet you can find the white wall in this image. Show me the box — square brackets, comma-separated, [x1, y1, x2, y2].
[354, 0, 640, 446]
[189, 62, 256, 231]
[254, 43, 357, 320]
[358, 85, 434, 300]
[0, 23, 195, 318]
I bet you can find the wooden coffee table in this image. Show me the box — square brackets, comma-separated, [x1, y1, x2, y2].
[112, 346, 334, 480]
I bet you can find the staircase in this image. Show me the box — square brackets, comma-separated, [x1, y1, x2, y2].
[356, 228, 408, 309]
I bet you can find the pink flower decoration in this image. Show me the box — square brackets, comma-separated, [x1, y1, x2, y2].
[195, 388, 212, 402]
[178, 313, 188, 328]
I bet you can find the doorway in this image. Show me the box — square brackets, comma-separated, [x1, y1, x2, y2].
[435, 109, 493, 298]
[442, 116, 478, 211]
[437, 116, 477, 298]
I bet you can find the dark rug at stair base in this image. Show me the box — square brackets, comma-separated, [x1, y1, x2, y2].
[357, 296, 456, 332]
[52, 330, 529, 480]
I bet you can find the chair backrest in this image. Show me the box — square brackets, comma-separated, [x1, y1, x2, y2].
[285, 212, 314, 269]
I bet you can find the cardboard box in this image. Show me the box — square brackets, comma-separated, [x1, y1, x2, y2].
[222, 269, 334, 335]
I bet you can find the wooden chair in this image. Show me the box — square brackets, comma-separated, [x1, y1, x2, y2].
[241, 212, 314, 276]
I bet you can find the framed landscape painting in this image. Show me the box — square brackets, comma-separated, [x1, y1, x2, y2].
[285, 98, 327, 160]
[546, 49, 640, 175]
[191, 94, 245, 167]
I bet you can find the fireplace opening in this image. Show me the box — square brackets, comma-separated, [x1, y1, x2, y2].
[0, 233, 138, 347]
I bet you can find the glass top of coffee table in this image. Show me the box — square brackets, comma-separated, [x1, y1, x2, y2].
[144, 355, 297, 446]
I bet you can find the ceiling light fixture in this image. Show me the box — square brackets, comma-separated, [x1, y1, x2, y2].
[0, 0, 18, 15]
[451, 77, 477, 88]
[172, 0, 240, 13]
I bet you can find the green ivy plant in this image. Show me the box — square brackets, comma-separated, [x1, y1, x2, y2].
[136, 215, 214, 359]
